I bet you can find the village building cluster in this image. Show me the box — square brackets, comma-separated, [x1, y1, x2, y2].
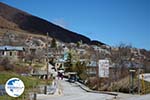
[0, 32, 147, 81]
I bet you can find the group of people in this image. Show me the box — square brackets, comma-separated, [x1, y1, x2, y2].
[57, 72, 64, 80]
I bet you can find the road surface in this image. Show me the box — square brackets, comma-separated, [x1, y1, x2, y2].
[37, 79, 115, 100]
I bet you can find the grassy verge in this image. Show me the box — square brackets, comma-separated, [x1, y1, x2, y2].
[105, 76, 150, 94]
[0, 71, 39, 88]
[141, 81, 150, 94]
[0, 71, 52, 100]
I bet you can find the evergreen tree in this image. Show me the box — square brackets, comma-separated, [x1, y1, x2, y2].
[51, 38, 57, 48]
[73, 61, 87, 80]
[64, 52, 73, 72]
[76, 41, 80, 48]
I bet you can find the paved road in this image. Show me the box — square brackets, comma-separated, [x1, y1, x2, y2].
[37, 79, 114, 100]
[126, 94, 150, 100]
[114, 93, 150, 100]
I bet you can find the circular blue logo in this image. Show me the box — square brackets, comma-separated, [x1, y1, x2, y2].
[5, 78, 25, 97]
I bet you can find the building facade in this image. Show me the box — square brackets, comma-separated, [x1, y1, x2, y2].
[0, 46, 25, 60]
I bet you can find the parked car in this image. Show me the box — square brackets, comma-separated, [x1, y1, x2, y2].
[68, 72, 78, 83]
[68, 75, 76, 83]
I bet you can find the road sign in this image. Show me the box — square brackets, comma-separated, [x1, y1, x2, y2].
[98, 60, 110, 78]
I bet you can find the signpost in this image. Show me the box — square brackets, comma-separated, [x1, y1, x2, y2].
[129, 69, 136, 94]
[98, 60, 110, 78]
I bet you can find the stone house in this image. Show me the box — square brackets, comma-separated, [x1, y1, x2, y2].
[0, 46, 25, 60]
[86, 61, 98, 77]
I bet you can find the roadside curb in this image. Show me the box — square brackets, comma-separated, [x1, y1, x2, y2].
[76, 82, 118, 97]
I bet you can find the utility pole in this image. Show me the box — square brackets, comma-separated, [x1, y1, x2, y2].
[137, 66, 140, 94]
[44, 32, 49, 94]
[46, 32, 49, 80]
[95, 51, 100, 90]
[138, 56, 143, 94]
[137, 58, 141, 94]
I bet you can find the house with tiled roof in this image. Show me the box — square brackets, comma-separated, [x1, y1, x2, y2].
[0, 45, 25, 60]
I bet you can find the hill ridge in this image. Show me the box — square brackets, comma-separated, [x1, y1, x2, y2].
[0, 2, 105, 45]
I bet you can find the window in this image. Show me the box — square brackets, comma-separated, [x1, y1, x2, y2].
[10, 51, 12, 56]
[2, 51, 5, 55]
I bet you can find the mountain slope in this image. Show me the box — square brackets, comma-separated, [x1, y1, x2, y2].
[0, 2, 105, 45]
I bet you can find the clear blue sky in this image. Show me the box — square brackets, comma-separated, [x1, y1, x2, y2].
[1, 0, 150, 50]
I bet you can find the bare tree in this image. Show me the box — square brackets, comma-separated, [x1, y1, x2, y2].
[110, 44, 133, 81]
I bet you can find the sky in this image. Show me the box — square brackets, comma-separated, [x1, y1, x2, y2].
[1, 0, 150, 50]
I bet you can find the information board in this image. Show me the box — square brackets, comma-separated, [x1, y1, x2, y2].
[98, 60, 110, 78]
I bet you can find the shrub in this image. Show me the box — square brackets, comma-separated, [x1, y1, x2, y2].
[0, 57, 14, 71]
